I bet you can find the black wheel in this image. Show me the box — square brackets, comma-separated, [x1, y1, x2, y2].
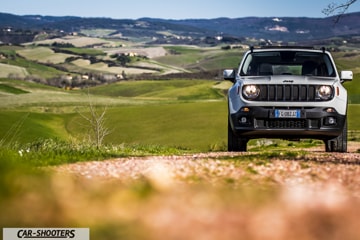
[228, 120, 248, 152]
[324, 118, 347, 153]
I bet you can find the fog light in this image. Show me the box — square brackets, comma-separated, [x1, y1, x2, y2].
[240, 117, 247, 123]
[325, 108, 336, 113]
[325, 117, 337, 125]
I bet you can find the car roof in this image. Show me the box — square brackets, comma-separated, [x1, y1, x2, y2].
[249, 46, 328, 54]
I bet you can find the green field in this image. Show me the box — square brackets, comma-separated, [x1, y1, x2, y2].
[0, 77, 359, 152]
[157, 46, 243, 71]
[0, 79, 229, 151]
[67, 101, 228, 150]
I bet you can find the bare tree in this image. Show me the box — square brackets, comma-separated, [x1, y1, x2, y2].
[77, 93, 112, 149]
[323, 0, 358, 22]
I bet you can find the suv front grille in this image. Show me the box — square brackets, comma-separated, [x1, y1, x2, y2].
[252, 84, 328, 102]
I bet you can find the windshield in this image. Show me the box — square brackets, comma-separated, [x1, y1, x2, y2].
[240, 51, 336, 77]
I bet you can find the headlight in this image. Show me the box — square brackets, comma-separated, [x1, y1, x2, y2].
[317, 85, 333, 100]
[243, 85, 260, 99]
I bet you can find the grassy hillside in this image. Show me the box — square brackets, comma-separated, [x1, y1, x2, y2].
[0, 63, 28, 78]
[31, 36, 113, 48]
[88, 79, 228, 100]
[0, 111, 67, 144]
[156, 46, 242, 71]
[66, 101, 228, 151]
[0, 79, 229, 150]
[0, 47, 67, 78]
[0, 77, 358, 152]
[17, 47, 74, 64]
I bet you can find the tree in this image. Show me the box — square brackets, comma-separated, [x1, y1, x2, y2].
[323, 0, 358, 22]
[117, 54, 131, 66]
[77, 92, 112, 149]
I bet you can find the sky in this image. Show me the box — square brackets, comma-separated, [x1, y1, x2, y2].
[2, 0, 360, 20]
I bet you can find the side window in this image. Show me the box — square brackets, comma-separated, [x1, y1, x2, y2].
[240, 54, 252, 75]
[323, 55, 336, 77]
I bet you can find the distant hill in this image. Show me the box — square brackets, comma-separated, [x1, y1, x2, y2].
[0, 12, 360, 43]
[162, 13, 360, 41]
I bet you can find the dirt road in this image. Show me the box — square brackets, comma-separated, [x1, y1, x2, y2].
[50, 142, 360, 239]
[56, 142, 360, 184]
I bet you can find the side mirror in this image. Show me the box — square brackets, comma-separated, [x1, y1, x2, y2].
[340, 70, 353, 82]
[223, 69, 236, 83]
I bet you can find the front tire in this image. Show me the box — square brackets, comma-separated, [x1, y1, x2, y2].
[324, 118, 347, 153]
[228, 120, 248, 152]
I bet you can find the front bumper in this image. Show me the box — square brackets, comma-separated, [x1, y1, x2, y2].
[229, 106, 346, 140]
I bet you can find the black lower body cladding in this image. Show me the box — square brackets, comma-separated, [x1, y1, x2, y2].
[229, 106, 346, 140]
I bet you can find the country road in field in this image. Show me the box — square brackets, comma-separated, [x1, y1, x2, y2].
[56, 142, 360, 182]
[50, 142, 360, 240]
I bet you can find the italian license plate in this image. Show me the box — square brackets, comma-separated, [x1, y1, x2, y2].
[275, 109, 301, 118]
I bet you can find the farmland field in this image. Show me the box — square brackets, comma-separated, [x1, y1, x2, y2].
[0, 63, 28, 78]
[17, 47, 74, 64]
[31, 36, 113, 48]
[71, 59, 158, 74]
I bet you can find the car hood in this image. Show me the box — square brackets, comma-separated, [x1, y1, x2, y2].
[239, 75, 337, 85]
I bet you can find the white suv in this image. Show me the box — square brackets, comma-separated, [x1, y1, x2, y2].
[224, 46, 353, 152]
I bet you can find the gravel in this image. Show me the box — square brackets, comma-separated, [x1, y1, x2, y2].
[50, 142, 360, 240]
[55, 142, 360, 191]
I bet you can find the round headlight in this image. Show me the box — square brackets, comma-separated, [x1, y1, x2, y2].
[317, 85, 333, 100]
[243, 85, 260, 99]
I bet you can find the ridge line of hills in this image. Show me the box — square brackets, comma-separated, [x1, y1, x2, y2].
[0, 12, 360, 44]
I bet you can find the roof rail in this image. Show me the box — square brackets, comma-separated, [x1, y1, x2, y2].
[259, 46, 315, 49]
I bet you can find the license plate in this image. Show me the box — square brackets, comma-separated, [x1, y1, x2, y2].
[275, 109, 301, 118]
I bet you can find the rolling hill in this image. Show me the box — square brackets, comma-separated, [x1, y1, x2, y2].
[0, 12, 360, 43]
